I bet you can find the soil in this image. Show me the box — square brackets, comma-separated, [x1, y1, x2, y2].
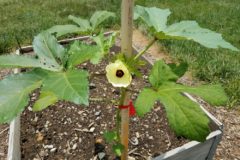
[0, 31, 239, 160]
[19, 45, 188, 160]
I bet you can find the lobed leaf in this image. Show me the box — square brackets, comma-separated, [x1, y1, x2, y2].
[90, 11, 115, 29]
[47, 24, 85, 38]
[135, 60, 229, 141]
[68, 15, 92, 31]
[37, 69, 89, 106]
[103, 131, 118, 143]
[135, 88, 158, 116]
[112, 143, 124, 156]
[33, 32, 66, 62]
[182, 84, 228, 106]
[0, 72, 42, 123]
[67, 41, 102, 67]
[105, 31, 118, 52]
[149, 60, 178, 88]
[163, 21, 239, 51]
[168, 62, 188, 78]
[134, 5, 171, 32]
[157, 87, 210, 142]
[33, 91, 58, 112]
[90, 32, 117, 63]
[0, 54, 60, 72]
[33, 32, 64, 71]
[134, 5, 239, 51]
[92, 31, 105, 53]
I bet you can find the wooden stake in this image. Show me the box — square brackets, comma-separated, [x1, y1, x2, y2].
[120, 92, 130, 160]
[121, 0, 134, 57]
[120, 0, 134, 159]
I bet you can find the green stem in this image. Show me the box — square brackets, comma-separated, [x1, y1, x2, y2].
[134, 38, 157, 60]
[116, 108, 121, 141]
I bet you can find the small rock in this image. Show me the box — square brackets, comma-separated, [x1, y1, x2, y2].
[50, 148, 57, 153]
[36, 132, 44, 142]
[95, 111, 101, 116]
[90, 83, 96, 89]
[98, 152, 106, 159]
[149, 136, 153, 140]
[39, 150, 47, 157]
[44, 144, 54, 149]
[72, 143, 78, 150]
[78, 110, 85, 115]
[130, 137, 139, 145]
[143, 75, 148, 79]
[132, 117, 137, 122]
[128, 156, 136, 160]
[28, 106, 33, 111]
[88, 122, 94, 128]
[146, 156, 152, 160]
[96, 117, 100, 121]
[96, 105, 101, 109]
[154, 107, 161, 111]
[33, 116, 38, 122]
[136, 132, 140, 138]
[89, 127, 95, 132]
[74, 137, 78, 141]
[144, 125, 149, 128]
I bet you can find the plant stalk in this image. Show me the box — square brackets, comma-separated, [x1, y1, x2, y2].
[134, 38, 157, 60]
[120, 0, 134, 159]
[121, 0, 134, 58]
[120, 88, 130, 160]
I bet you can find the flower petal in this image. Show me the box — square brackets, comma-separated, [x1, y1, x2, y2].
[106, 60, 132, 87]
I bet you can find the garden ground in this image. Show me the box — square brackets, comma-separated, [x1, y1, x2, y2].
[0, 0, 240, 159]
[0, 0, 239, 106]
[0, 31, 239, 159]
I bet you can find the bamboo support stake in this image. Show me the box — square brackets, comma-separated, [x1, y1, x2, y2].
[120, 90, 130, 160]
[121, 0, 134, 58]
[120, 0, 134, 159]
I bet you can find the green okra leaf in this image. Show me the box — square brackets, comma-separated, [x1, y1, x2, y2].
[0, 71, 42, 123]
[33, 91, 58, 112]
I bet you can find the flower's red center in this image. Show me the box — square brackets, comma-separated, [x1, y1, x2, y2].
[116, 70, 124, 78]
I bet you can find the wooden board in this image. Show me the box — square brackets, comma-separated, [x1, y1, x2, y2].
[7, 50, 21, 160]
[153, 130, 222, 160]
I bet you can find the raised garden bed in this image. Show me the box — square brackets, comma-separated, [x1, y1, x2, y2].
[5, 34, 223, 160]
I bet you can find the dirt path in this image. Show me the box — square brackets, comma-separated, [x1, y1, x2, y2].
[132, 29, 172, 64]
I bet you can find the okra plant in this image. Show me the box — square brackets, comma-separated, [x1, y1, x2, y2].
[0, 5, 238, 158]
